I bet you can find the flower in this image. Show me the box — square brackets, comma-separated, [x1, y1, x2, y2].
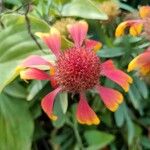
[17, 21, 132, 125]
[128, 47, 150, 76]
[99, 0, 120, 21]
[115, 6, 150, 37]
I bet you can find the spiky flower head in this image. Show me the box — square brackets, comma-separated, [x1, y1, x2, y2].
[56, 48, 101, 92]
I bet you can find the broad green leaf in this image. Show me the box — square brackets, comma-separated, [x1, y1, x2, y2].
[0, 93, 34, 150]
[0, 14, 51, 92]
[84, 130, 115, 150]
[61, 0, 108, 20]
[4, 80, 27, 99]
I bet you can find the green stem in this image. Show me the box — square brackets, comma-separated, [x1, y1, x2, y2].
[73, 119, 84, 150]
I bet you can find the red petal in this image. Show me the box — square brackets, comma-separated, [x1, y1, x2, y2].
[50, 75, 59, 89]
[96, 86, 123, 112]
[76, 94, 100, 125]
[101, 60, 133, 92]
[101, 60, 116, 71]
[85, 39, 102, 52]
[67, 21, 88, 47]
[21, 55, 51, 68]
[41, 87, 61, 120]
[35, 28, 61, 57]
[20, 68, 50, 80]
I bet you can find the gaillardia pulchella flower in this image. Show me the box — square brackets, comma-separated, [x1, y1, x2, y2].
[17, 21, 132, 125]
[115, 6, 150, 37]
[128, 47, 150, 76]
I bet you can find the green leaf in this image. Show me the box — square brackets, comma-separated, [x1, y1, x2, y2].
[134, 76, 148, 99]
[125, 109, 135, 145]
[4, 80, 27, 99]
[139, 117, 150, 126]
[119, 2, 136, 12]
[0, 93, 34, 150]
[114, 104, 125, 127]
[52, 95, 66, 128]
[4, 0, 22, 5]
[97, 47, 124, 58]
[127, 83, 143, 114]
[84, 130, 115, 150]
[61, 0, 108, 20]
[0, 14, 51, 92]
[141, 136, 150, 149]
[59, 92, 68, 114]
[27, 80, 47, 101]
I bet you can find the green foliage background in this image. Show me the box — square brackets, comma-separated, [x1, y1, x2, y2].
[0, 0, 150, 150]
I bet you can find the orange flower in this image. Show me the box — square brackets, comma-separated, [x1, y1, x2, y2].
[17, 21, 132, 125]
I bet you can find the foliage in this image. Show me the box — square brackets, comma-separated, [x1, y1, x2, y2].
[0, 0, 150, 150]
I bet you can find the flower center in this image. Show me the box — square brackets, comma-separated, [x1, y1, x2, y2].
[55, 48, 101, 93]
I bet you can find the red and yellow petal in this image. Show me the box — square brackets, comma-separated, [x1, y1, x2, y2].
[76, 94, 100, 125]
[115, 22, 128, 37]
[129, 23, 143, 36]
[101, 60, 133, 92]
[140, 64, 150, 75]
[128, 51, 150, 75]
[139, 6, 150, 19]
[35, 27, 61, 57]
[20, 68, 50, 80]
[128, 56, 140, 72]
[41, 87, 61, 120]
[85, 39, 102, 52]
[96, 86, 123, 112]
[115, 20, 143, 37]
[67, 21, 88, 48]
